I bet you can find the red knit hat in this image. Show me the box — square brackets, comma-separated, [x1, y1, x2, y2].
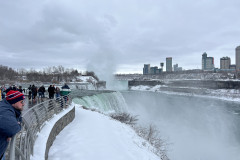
[6, 90, 25, 104]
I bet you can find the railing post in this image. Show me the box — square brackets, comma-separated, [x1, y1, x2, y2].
[9, 135, 16, 160]
[33, 108, 41, 132]
[43, 103, 50, 120]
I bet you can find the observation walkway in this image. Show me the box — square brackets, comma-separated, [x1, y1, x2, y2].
[5, 89, 115, 160]
[5, 94, 73, 160]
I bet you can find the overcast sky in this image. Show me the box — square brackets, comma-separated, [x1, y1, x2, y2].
[0, 0, 240, 75]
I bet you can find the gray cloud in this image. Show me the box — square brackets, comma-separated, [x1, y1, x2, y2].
[0, 0, 240, 74]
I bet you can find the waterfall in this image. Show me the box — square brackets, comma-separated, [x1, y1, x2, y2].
[72, 91, 128, 113]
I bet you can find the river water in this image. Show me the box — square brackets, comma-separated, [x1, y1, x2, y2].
[72, 87, 240, 160]
[121, 91, 240, 160]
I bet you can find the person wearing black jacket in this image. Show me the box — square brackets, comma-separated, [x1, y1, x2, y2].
[48, 85, 55, 99]
[28, 85, 32, 100]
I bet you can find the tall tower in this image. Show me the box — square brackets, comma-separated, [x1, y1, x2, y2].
[236, 46, 240, 70]
[160, 63, 164, 70]
[220, 57, 231, 69]
[143, 64, 150, 75]
[202, 52, 207, 70]
[166, 57, 172, 72]
[202, 52, 214, 70]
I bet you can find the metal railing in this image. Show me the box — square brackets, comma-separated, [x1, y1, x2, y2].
[6, 95, 72, 160]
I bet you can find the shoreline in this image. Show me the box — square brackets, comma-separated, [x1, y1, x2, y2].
[129, 85, 240, 103]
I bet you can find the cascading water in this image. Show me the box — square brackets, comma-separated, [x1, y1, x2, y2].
[72, 91, 128, 113]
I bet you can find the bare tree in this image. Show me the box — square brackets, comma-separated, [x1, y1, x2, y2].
[110, 112, 138, 125]
[110, 112, 169, 160]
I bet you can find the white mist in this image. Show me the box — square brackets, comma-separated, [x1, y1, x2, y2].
[122, 91, 240, 160]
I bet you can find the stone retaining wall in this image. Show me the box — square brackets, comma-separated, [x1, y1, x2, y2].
[128, 80, 163, 86]
[128, 80, 240, 89]
[45, 107, 75, 160]
[169, 80, 240, 89]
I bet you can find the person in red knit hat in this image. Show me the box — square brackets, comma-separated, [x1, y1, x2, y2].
[0, 90, 25, 160]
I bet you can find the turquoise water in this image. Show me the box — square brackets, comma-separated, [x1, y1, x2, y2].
[72, 91, 127, 113]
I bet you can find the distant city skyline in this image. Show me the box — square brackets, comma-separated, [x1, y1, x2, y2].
[142, 45, 240, 74]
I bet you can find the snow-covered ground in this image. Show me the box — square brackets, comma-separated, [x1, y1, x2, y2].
[68, 76, 97, 90]
[31, 105, 75, 160]
[31, 103, 159, 160]
[130, 85, 240, 102]
[75, 75, 98, 83]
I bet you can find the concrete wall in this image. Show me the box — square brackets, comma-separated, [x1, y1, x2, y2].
[169, 80, 240, 89]
[128, 80, 163, 86]
[45, 107, 75, 160]
[128, 80, 240, 89]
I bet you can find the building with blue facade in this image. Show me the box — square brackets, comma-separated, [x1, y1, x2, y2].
[202, 52, 214, 71]
[143, 64, 150, 75]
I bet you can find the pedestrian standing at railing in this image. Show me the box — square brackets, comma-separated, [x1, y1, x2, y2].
[38, 85, 44, 98]
[55, 87, 60, 100]
[42, 85, 46, 98]
[48, 85, 55, 99]
[31, 85, 37, 100]
[28, 85, 32, 100]
[0, 90, 25, 160]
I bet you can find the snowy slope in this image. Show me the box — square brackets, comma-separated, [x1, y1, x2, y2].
[32, 103, 159, 160]
[130, 85, 240, 102]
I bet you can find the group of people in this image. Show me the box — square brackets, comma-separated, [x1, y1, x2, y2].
[0, 83, 70, 160]
[1, 85, 25, 100]
[27, 84, 62, 100]
[27, 85, 46, 100]
[47, 85, 60, 99]
[1, 84, 67, 101]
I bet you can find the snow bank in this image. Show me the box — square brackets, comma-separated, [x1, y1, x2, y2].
[31, 105, 74, 160]
[130, 85, 240, 102]
[48, 104, 159, 160]
[75, 75, 98, 83]
[31, 103, 159, 160]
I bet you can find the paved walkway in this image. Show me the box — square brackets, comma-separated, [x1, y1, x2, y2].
[23, 96, 49, 113]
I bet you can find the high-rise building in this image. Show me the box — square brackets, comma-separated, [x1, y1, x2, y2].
[173, 64, 182, 71]
[173, 64, 178, 71]
[166, 57, 172, 72]
[202, 52, 207, 70]
[220, 57, 231, 69]
[143, 64, 150, 75]
[202, 52, 214, 70]
[150, 66, 159, 74]
[236, 46, 240, 70]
